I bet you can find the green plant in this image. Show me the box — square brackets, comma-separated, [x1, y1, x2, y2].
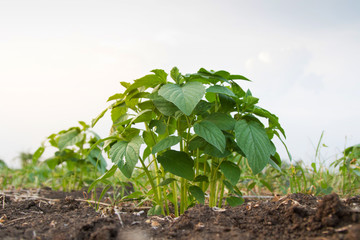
[34, 121, 107, 190]
[331, 143, 360, 195]
[89, 67, 287, 216]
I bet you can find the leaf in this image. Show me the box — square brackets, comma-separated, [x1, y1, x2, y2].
[150, 92, 179, 116]
[188, 136, 207, 151]
[109, 136, 143, 178]
[149, 120, 167, 135]
[219, 94, 236, 112]
[194, 121, 226, 153]
[230, 81, 246, 97]
[58, 129, 83, 150]
[235, 119, 272, 174]
[147, 205, 163, 216]
[226, 196, 244, 206]
[206, 85, 236, 97]
[193, 100, 213, 115]
[87, 147, 107, 174]
[197, 68, 229, 83]
[157, 150, 194, 181]
[204, 113, 236, 131]
[152, 136, 181, 154]
[158, 82, 205, 116]
[125, 74, 165, 94]
[229, 74, 250, 81]
[151, 69, 168, 82]
[111, 103, 127, 123]
[143, 131, 156, 148]
[193, 175, 209, 183]
[170, 67, 183, 84]
[132, 109, 153, 124]
[158, 178, 176, 186]
[107, 93, 124, 102]
[220, 161, 240, 186]
[32, 146, 45, 163]
[204, 144, 231, 158]
[92, 108, 109, 127]
[189, 186, 205, 204]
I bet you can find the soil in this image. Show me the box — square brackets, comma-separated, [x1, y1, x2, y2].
[1, 188, 359, 240]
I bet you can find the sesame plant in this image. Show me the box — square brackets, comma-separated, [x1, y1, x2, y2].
[34, 121, 107, 190]
[89, 67, 287, 216]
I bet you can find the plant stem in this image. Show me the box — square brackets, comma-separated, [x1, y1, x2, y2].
[218, 175, 225, 208]
[138, 157, 164, 215]
[171, 174, 179, 217]
[209, 158, 218, 207]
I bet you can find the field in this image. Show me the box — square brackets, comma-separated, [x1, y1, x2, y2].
[1, 68, 359, 239]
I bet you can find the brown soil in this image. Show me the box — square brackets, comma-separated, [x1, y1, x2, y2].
[0, 189, 359, 240]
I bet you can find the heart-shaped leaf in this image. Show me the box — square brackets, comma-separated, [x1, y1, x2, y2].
[158, 82, 205, 116]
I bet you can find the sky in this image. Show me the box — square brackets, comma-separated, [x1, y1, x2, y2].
[1, 0, 359, 168]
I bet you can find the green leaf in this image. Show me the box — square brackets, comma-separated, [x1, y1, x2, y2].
[109, 136, 143, 178]
[138, 100, 154, 110]
[148, 205, 163, 216]
[189, 186, 205, 204]
[158, 82, 205, 116]
[157, 150, 194, 181]
[158, 178, 176, 186]
[194, 121, 226, 153]
[151, 69, 168, 82]
[170, 67, 183, 84]
[150, 92, 179, 116]
[32, 146, 45, 163]
[87, 147, 107, 174]
[204, 113, 236, 131]
[206, 85, 236, 97]
[58, 129, 83, 150]
[107, 93, 124, 102]
[142, 131, 156, 148]
[111, 103, 127, 123]
[229, 74, 250, 81]
[197, 68, 229, 83]
[226, 196, 244, 206]
[204, 144, 231, 158]
[152, 136, 181, 154]
[132, 109, 153, 124]
[149, 120, 167, 135]
[193, 100, 213, 115]
[235, 119, 272, 174]
[92, 108, 109, 127]
[125, 74, 165, 94]
[193, 175, 209, 183]
[230, 81, 246, 97]
[219, 94, 236, 112]
[220, 161, 240, 186]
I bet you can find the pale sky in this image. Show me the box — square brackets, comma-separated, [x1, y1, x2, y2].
[1, 0, 359, 168]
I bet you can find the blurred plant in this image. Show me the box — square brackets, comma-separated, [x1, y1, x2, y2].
[34, 121, 107, 190]
[331, 144, 360, 196]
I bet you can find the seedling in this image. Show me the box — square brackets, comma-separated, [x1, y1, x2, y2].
[90, 67, 287, 216]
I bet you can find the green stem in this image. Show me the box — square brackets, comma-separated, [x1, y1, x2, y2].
[209, 158, 218, 207]
[218, 175, 225, 208]
[138, 156, 164, 214]
[171, 175, 179, 217]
